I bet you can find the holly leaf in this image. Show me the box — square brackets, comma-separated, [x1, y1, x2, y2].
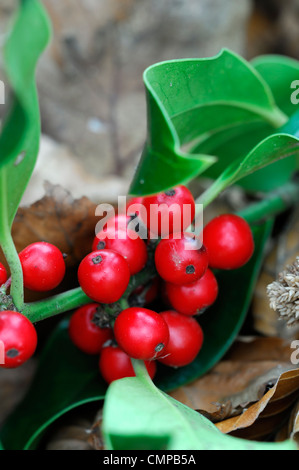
[252, 55, 299, 117]
[199, 133, 299, 207]
[129, 49, 288, 196]
[0, 0, 51, 231]
[102, 364, 296, 450]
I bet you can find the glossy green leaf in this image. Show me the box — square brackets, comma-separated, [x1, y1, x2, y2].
[199, 133, 299, 207]
[155, 219, 273, 391]
[0, 0, 51, 230]
[129, 49, 288, 196]
[0, 320, 106, 450]
[102, 363, 296, 450]
[252, 55, 299, 117]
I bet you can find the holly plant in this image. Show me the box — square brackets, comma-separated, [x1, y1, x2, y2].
[0, 0, 299, 451]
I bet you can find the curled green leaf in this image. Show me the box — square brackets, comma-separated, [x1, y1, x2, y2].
[129, 49, 288, 196]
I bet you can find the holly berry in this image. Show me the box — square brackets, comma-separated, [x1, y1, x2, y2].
[19, 242, 66, 292]
[92, 228, 148, 275]
[203, 214, 254, 270]
[0, 311, 37, 368]
[158, 310, 204, 367]
[165, 268, 218, 316]
[68, 303, 113, 355]
[99, 344, 156, 384]
[154, 233, 209, 285]
[113, 307, 169, 360]
[78, 250, 130, 304]
[0, 263, 8, 286]
[141, 185, 195, 237]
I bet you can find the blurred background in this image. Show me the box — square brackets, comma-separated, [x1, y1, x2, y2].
[0, 0, 299, 205]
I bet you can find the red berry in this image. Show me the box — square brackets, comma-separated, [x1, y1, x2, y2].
[141, 185, 195, 237]
[113, 307, 169, 360]
[19, 242, 66, 292]
[69, 303, 113, 355]
[154, 232, 208, 285]
[92, 228, 148, 275]
[203, 214, 254, 270]
[99, 344, 156, 384]
[78, 250, 130, 304]
[0, 263, 8, 286]
[158, 310, 204, 367]
[165, 269, 218, 316]
[0, 311, 37, 368]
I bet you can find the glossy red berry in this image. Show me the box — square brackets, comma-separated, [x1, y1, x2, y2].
[0, 263, 8, 286]
[113, 307, 169, 360]
[154, 232, 209, 285]
[141, 185, 195, 237]
[19, 242, 66, 292]
[99, 344, 156, 384]
[92, 228, 148, 275]
[203, 214, 254, 270]
[165, 268, 218, 316]
[158, 310, 204, 367]
[0, 311, 37, 368]
[68, 303, 113, 355]
[78, 250, 130, 304]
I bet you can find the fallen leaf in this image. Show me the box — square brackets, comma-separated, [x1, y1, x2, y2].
[216, 369, 299, 441]
[12, 182, 99, 268]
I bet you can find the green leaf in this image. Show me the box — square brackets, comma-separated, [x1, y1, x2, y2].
[129, 49, 288, 196]
[155, 219, 273, 391]
[0, 0, 51, 229]
[199, 133, 299, 207]
[252, 54, 299, 117]
[102, 363, 296, 450]
[0, 0, 51, 309]
[0, 320, 106, 450]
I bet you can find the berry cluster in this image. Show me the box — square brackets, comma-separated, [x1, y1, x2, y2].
[0, 242, 66, 368]
[0, 186, 254, 376]
[69, 185, 254, 384]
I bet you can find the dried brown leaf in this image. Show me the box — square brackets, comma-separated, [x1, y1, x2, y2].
[169, 360, 289, 418]
[12, 183, 99, 268]
[216, 369, 299, 440]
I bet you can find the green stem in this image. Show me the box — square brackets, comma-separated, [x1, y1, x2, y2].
[194, 180, 299, 225]
[0, 233, 24, 310]
[22, 261, 157, 323]
[131, 358, 152, 382]
[23, 287, 91, 323]
[0, 168, 24, 311]
[236, 181, 299, 224]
